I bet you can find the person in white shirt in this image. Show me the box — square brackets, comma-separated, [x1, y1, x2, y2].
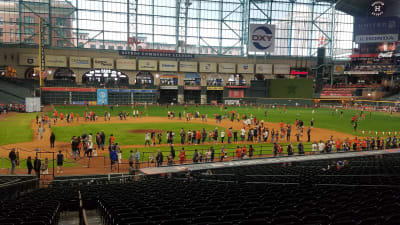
[221, 131, 225, 143]
[318, 141, 325, 154]
[240, 128, 246, 142]
[264, 130, 269, 142]
[311, 141, 318, 154]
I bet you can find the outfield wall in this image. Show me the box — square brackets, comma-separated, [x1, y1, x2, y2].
[269, 79, 313, 99]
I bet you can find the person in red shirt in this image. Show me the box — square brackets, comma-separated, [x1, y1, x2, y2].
[60, 113, 64, 121]
[227, 129, 232, 144]
[71, 112, 74, 122]
[280, 121, 284, 129]
[235, 146, 241, 159]
[179, 148, 186, 164]
[76, 113, 79, 122]
[241, 146, 247, 158]
[336, 140, 342, 152]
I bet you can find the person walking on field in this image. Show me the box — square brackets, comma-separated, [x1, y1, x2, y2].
[56, 151, 64, 174]
[50, 132, 56, 148]
[9, 148, 17, 174]
[38, 125, 44, 140]
[145, 132, 151, 146]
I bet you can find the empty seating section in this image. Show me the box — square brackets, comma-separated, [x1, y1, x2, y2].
[1, 154, 400, 225]
[320, 84, 381, 98]
[0, 78, 34, 100]
[0, 175, 38, 200]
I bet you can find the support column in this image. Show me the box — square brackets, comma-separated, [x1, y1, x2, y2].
[201, 86, 207, 105]
[178, 86, 184, 104]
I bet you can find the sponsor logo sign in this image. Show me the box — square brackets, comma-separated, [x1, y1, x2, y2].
[93, 58, 114, 69]
[218, 63, 236, 73]
[199, 62, 217, 73]
[116, 59, 136, 70]
[45, 55, 67, 67]
[179, 62, 197, 72]
[249, 24, 275, 52]
[256, 64, 273, 74]
[159, 61, 178, 72]
[70, 57, 91, 68]
[19, 54, 39, 66]
[237, 64, 254, 74]
[138, 60, 157, 71]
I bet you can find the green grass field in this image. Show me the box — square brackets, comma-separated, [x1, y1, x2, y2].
[1, 105, 399, 162]
[51, 122, 224, 145]
[0, 113, 35, 145]
[49, 105, 400, 134]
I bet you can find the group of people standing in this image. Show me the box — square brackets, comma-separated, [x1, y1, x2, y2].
[8, 148, 64, 176]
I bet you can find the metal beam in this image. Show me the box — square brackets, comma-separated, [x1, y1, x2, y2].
[200, 37, 218, 54]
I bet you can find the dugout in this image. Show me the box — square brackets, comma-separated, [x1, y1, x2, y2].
[158, 74, 178, 104]
[184, 73, 201, 104]
[206, 74, 224, 103]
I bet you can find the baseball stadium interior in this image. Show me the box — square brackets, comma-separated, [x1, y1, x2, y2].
[0, 0, 400, 224]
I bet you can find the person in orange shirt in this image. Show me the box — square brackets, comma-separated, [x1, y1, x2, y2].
[361, 139, 367, 151]
[196, 131, 201, 145]
[109, 134, 115, 145]
[76, 113, 79, 122]
[60, 113, 64, 121]
[71, 112, 74, 122]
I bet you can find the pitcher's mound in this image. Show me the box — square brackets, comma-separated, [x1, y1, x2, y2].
[128, 129, 164, 134]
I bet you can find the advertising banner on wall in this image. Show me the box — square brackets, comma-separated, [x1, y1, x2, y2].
[355, 34, 398, 43]
[93, 58, 114, 69]
[237, 64, 254, 74]
[274, 64, 291, 75]
[199, 62, 217, 73]
[354, 16, 400, 43]
[179, 61, 197, 72]
[116, 59, 136, 70]
[256, 64, 273, 74]
[248, 24, 276, 53]
[19, 54, 39, 66]
[70, 57, 91, 68]
[159, 60, 178, 72]
[97, 89, 108, 105]
[45, 55, 67, 67]
[218, 63, 236, 73]
[118, 50, 195, 59]
[138, 60, 157, 71]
